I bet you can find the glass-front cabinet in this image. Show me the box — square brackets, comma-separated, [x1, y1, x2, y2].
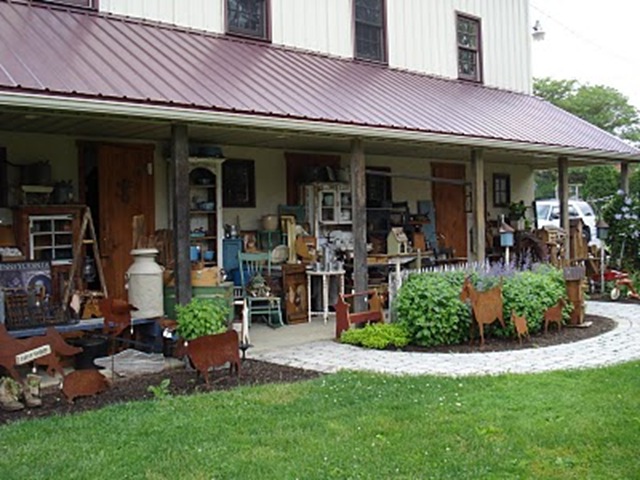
[29, 214, 74, 265]
[304, 182, 352, 235]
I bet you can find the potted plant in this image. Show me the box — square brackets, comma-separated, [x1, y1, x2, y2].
[508, 201, 527, 230]
[175, 297, 230, 341]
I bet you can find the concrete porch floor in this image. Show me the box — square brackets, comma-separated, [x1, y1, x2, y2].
[246, 316, 336, 354]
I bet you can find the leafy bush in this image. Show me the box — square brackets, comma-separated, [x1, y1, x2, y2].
[395, 266, 569, 345]
[340, 323, 410, 350]
[394, 271, 471, 347]
[602, 191, 640, 270]
[500, 265, 570, 336]
[176, 297, 229, 340]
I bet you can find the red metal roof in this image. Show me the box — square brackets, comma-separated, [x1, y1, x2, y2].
[0, 0, 637, 157]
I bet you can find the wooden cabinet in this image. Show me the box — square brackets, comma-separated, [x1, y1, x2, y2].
[282, 264, 308, 324]
[303, 182, 352, 235]
[13, 205, 85, 303]
[188, 158, 224, 267]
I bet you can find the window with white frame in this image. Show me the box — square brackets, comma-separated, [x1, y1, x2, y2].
[354, 0, 386, 62]
[457, 13, 482, 82]
[226, 0, 269, 40]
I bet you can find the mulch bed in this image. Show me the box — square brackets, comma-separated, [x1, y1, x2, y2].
[404, 314, 616, 354]
[0, 313, 618, 425]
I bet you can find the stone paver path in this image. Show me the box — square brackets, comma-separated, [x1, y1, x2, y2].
[251, 301, 640, 376]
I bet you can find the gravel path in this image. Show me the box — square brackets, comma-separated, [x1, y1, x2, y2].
[251, 301, 640, 377]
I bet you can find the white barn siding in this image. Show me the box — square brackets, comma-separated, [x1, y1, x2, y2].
[388, 0, 532, 93]
[100, 0, 531, 93]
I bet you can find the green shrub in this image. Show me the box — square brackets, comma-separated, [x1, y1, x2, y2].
[340, 323, 411, 350]
[395, 266, 569, 345]
[500, 265, 570, 336]
[394, 271, 471, 347]
[176, 297, 229, 340]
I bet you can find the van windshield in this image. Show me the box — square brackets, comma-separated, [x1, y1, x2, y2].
[536, 203, 551, 220]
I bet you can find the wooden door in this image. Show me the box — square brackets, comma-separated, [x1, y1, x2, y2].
[431, 163, 467, 258]
[98, 144, 155, 300]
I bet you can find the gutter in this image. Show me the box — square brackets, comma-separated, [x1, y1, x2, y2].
[1, 91, 639, 163]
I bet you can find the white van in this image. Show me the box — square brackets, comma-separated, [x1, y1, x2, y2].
[535, 199, 598, 246]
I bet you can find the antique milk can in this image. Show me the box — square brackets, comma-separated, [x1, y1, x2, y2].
[126, 248, 164, 319]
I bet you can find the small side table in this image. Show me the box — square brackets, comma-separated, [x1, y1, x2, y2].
[306, 269, 345, 324]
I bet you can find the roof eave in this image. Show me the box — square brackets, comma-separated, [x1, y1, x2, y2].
[1, 91, 639, 163]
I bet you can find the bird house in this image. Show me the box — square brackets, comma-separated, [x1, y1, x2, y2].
[387, 227, 409, 254]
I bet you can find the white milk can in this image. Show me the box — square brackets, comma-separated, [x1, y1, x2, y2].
[126, 248, 164, 319]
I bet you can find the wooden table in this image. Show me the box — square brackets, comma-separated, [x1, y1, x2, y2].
[306, 269, 345, 323]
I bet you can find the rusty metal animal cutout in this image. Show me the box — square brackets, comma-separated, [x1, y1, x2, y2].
[175, 330, 241, 386]
[0, 324, 82, 381]
[459, 277, 505, 346]
[511, 311, 530, 344]
[100, 298, 138, 337]
[62, 369, 111, 404]
[544, 299, 565, 334]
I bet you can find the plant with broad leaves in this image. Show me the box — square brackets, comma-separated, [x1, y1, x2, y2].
[176, 297, 229, 341]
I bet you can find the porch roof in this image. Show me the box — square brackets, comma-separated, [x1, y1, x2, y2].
[0, 0, 638, 161]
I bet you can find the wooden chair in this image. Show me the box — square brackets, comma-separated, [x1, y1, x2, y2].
[238, 251, 284, 328]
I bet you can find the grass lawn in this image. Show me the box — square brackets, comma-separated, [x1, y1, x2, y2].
[1, 362, 639, 479]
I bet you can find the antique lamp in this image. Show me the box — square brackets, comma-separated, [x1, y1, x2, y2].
[500, 216, 515, 265]
[597, 218, 609, 293]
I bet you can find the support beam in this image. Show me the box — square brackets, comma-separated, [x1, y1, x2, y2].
[171, 124, 192, 306]
[621, 161, 630, 194]
[557, 156, 570, 261]
[471, 149, 485, 263]
[350, 138, 368, 312]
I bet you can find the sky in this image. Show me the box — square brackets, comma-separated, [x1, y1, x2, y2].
[530, 0, 640, 109]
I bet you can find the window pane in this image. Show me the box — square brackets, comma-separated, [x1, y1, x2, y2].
[227, 0, 266, 38]
[356, 23, 383, 61]
[356, 0, 383, 26]
[458, 49, 477, 78]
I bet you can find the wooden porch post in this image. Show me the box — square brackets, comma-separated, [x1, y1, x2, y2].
[350, 138, 368, 312]
[171, 124, 192, 305]
[471, 149, 485, 263]
[557, 156, 570, 260]
[620, 161, 630, 194]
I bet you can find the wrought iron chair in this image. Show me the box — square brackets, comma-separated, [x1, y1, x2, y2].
[238, 251, 284, 328]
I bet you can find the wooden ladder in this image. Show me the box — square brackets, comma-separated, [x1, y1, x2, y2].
[62, 207, 108, 310]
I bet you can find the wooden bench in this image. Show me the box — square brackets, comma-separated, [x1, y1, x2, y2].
[334, 290, 384, 339]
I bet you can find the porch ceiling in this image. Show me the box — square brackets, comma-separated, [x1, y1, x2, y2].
[0, 107, 558, 166]
[0, 1, 638, 165]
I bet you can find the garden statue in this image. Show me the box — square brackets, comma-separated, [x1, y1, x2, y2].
[62, 369, 111, 404]
[459, 277, 505, 346]
[543, 299, 565, 334]
[511, 311, 530, 344]
[175, 330, 241, 386]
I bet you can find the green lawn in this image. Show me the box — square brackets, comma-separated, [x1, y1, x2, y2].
[1, 362, 639, 480]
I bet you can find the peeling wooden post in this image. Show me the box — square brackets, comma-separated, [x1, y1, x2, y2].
[471, 149, 485, 263]
[171, 124, 192, 306]
[557, 156, 570, 261]
[350, 138, 368, 312]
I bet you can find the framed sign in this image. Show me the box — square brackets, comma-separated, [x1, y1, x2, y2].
[223, 159, 255, 208]
[0, 260, 52, 294]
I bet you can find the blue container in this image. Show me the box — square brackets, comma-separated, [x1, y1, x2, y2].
[190, 246, 201, 262]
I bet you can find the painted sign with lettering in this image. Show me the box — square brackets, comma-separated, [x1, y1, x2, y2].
[15, 344, 51, 365]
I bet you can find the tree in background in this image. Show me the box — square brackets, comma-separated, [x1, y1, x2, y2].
[533, 78, 639, 200]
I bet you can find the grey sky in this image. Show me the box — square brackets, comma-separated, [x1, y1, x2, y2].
[531, 0, 640, 108]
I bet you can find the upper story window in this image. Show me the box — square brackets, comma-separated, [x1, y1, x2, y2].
[35, 0, 96, 7]
[354, 0, 386, 63]
[456, 13, 482, 82]
[226, 0, 269, 41]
